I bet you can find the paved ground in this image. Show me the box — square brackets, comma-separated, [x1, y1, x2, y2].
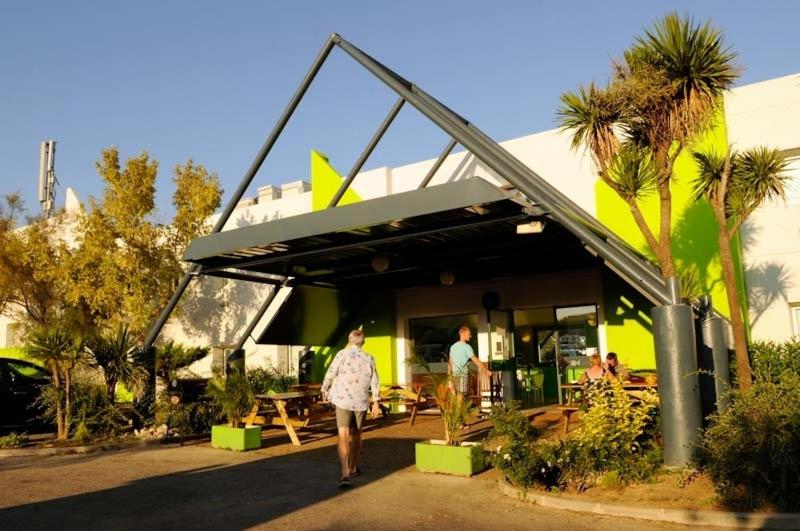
[0, 412, 723, 530]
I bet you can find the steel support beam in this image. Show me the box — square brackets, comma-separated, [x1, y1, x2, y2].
[232, 279, 288, 353]
[331, 33, 670, 305]
[142, 35, 337, 350]
[418, 138, 457, 189]
[328, 97, 405, 208]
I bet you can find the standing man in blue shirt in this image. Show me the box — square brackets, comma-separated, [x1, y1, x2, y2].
[449, 326, 491, 396]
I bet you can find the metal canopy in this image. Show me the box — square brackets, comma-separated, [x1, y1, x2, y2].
[183, 178, 599, 291]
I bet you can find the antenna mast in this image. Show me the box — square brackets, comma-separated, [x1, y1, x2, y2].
[38, 140, 57, 218]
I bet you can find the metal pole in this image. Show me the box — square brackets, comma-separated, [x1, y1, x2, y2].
[327, 97, 405, 208]
[418, 138, 457, 189]
[332, 34, 670, 304]
[232, 279, 288, 353]
[143, 35, 337, 350]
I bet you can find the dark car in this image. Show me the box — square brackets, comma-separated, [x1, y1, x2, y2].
[0, 358, 51, 431]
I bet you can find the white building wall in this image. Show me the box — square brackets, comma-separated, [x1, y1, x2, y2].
[725, 73, 800, 340]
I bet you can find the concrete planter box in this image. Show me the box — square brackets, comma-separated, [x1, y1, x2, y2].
[415, 439, 485, 476]
[211, 425, 261, 451]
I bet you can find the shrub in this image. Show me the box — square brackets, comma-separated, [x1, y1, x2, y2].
[0, 432, 26, 448]
[206, 368, 255, 428]
[697, 371, 800, 511]
[247, 364, 297, 395]
[156, 392, 219, 435]
[749, 339, 800, 384]
[490, 381, 662, 491]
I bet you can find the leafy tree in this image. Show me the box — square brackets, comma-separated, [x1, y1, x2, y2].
[154, 340, 209, 383]
[692, 147, 789, 389]
[557, 13, 738, 279]
[86, 324, 147, 402]
[65, 148, 222, 340]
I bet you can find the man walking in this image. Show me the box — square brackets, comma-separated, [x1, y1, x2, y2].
[321, 329, 381, 488]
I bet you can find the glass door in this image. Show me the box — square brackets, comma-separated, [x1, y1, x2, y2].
[488, 309, 515, 403]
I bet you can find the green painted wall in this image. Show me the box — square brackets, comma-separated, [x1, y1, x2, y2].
[312, 292, 397, 387]
[596, 113, 749, 367]
[310, 150, 362, 211]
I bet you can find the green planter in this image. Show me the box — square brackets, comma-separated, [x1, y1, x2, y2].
[415, 439, 485, 476]
[211, 425, 262, 451]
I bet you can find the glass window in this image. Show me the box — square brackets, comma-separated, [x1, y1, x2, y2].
[409, 313, 478, 363]
[555, 305, 599, 357]
[791, 304, 800, 337]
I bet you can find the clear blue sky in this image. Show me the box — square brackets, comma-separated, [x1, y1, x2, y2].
[2, 1, 798, 223]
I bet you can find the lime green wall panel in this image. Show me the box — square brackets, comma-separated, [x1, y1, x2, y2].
[602, 269, 656, 370]
[310, 150, 362, 211]
[313, 292, 397, 387]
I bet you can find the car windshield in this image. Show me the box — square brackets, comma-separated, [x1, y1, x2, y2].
[7, 361, 49, 380]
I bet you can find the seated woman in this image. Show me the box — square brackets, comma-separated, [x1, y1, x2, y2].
[578, 353, 617, 386]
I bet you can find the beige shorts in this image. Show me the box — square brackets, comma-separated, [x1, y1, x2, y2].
[336, 407, 366, 430]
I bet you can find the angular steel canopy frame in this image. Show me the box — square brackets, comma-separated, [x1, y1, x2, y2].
[144, 32, 671, 353]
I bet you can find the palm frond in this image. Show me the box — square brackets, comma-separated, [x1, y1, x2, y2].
[691, 148, 731, 201]
[557, 83, 621, 170]
[732, 147, 790, 208]
[607, 143, 658, 201]
[632, 12, 739, 138]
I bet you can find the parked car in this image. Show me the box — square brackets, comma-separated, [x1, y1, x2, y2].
[0, 358, 51, 431]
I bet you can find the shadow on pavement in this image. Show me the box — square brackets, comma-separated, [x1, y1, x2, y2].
[0, 436, 420, 530]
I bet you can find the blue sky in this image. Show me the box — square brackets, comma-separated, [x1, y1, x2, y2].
[2, 1, 799, 223]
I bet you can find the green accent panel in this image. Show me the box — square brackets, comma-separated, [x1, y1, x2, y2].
[541, 366, 559, 400]
[602, 269, 656, 370]
[313, 292, 397, 387]
[211, 425, 262, 451]
[310, 150, 362, 211]
[415, 440, 486, 476]
[596, 111, 750, 349]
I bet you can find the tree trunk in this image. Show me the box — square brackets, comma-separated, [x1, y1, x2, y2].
[64, 369, 72, 439]
[51, 361, 65, 440]
[657, 183, 676, 278]
[716, 217, 752, 390]
[107, 376, 117, 404]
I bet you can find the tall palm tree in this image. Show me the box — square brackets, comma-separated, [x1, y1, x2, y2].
[692, 147, 789, 389]
[557, 12, 738, 279]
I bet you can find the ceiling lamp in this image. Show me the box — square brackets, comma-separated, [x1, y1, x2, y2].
[370, 253, 390, 272]
[516, 220, 546, 234]
[439, 271, 455, 286]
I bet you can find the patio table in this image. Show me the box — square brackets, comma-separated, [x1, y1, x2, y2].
[244, 390, 323, 446]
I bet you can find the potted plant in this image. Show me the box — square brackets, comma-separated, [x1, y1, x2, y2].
[206, 367, 260, 451]
[411, 356, 486, 476]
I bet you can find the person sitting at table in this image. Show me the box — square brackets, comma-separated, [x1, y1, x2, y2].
[321, 329, 381, 489]
[603, 352, 629, 380]
[578, 353, 617, 386]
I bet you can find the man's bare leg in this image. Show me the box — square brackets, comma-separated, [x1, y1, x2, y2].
[337, 427, 351, 480]
[348, 427, 362, 475]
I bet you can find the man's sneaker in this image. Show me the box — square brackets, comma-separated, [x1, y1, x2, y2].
[349, 467, 361, 478]
[338, 477, 351, 489]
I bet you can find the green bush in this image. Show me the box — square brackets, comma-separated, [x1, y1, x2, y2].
[697, 371, 800, 511]
[0, 432, 26, 448]
[749, 339, 800, 383]
[490, 381, 662, 491]
[206, 368, 255, 428]
[36, 378, 130, 440]
[247, 364, 297, 395]
[156, 392, 219, 435]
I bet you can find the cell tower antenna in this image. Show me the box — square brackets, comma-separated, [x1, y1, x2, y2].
[38, 140, 58, 218]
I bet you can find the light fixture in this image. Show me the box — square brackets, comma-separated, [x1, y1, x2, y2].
[521, 333, 532, 343]
[439, 271, 455, 285]
[370, 253, 390, 272]
[516, 220, 546, 234]
[586, 316, 597, 327]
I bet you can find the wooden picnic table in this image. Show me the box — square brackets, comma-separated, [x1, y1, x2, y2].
[378, 384, 427, 425]
[244, 390, 323, 446]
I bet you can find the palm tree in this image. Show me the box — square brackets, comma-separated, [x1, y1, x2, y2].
[86, 324, 146, 403]
[692, 147, 789, 389]
[26, 323, 88, 439]
[557, 12, 738, 279]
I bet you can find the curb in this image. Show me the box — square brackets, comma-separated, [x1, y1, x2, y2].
[498, 477, 800, 530]
[0, 436, 205, 458]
